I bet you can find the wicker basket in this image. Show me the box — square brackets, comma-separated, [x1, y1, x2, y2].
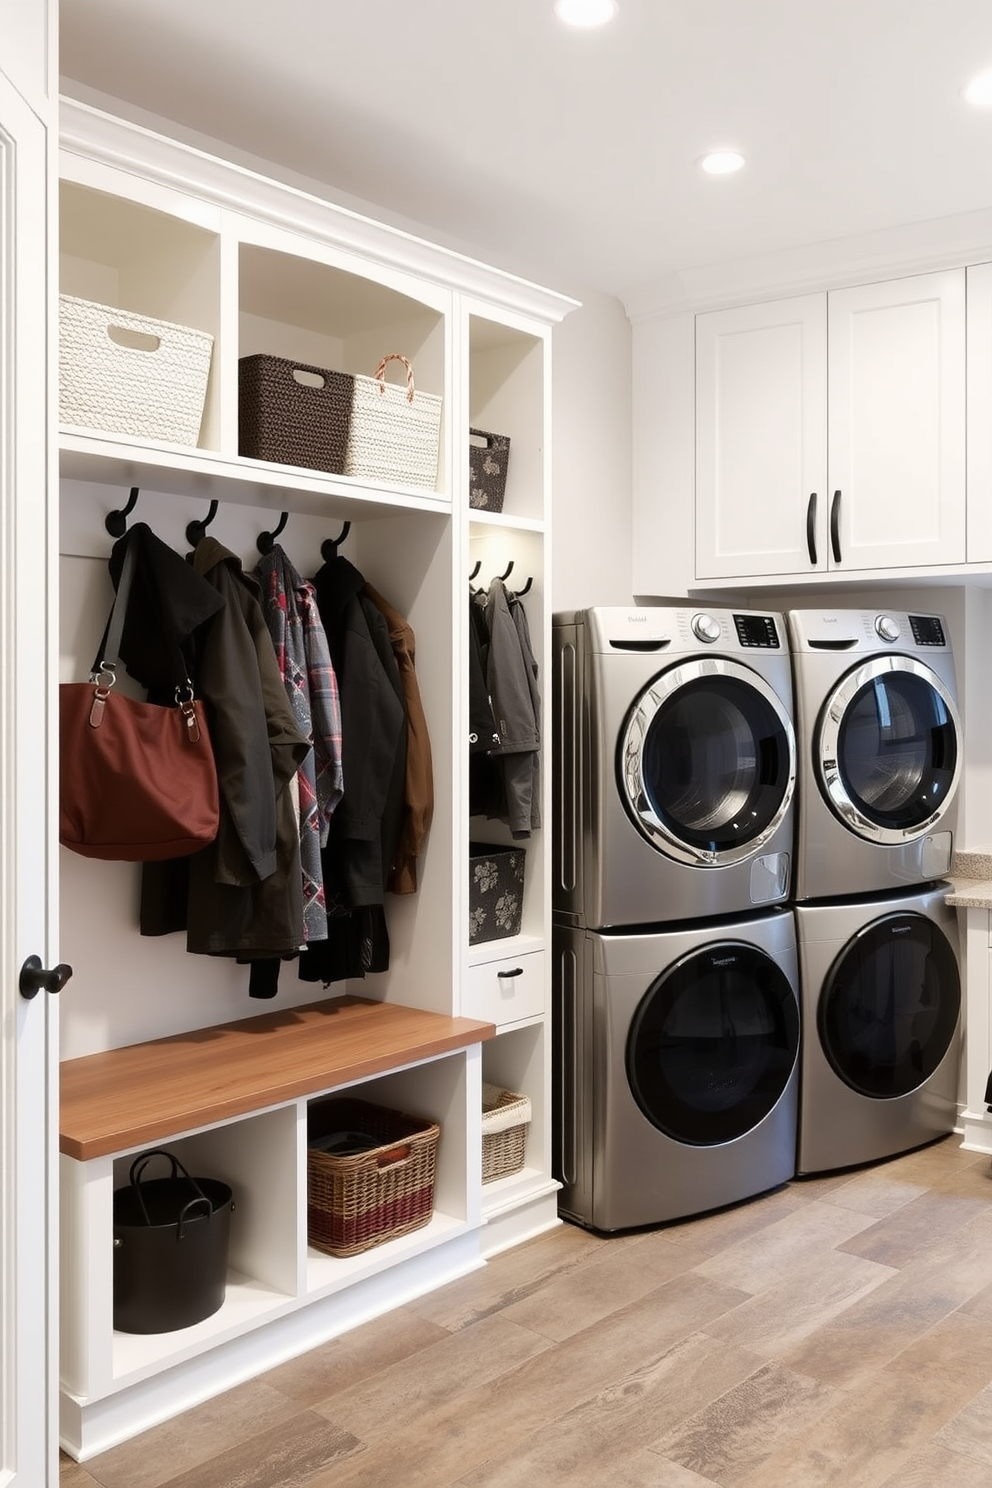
[344, 353, 442, 490]
[307, 1097, 440, 1258]
[238, 354, 354, 473]
[59, 294, 213, 446]
[469, 428, 510, 511]
[481, 1084, 531, 1183]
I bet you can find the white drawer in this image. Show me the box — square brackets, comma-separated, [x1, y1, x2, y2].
[465, 950, 545, 1026]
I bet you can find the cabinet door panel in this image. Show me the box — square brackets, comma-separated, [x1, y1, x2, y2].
[695, 295, 826, 580]
[967, 263, 992, 563]
[828, 271, 966, 570]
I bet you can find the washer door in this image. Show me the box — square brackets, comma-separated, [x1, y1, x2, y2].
[819, 911, 960, 1099]
[816, 657, 961, 845]
[618, 659, 796, 866]
[626, 940, 800, 1146]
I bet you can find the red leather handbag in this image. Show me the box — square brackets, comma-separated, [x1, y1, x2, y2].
[59, 542, 220, 861]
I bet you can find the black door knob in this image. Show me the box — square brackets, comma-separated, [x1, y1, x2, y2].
[19, 955, 73, 1000]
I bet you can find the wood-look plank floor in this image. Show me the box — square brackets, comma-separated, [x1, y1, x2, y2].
[61, 1136, 992, 1488]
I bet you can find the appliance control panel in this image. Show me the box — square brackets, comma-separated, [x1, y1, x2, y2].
[732, 614, 781, 649]
[908, 614, 947, 647]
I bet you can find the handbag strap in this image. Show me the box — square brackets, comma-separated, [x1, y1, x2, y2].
[94, 537, 138, 677]
[91, 539, 195, 702]
[87, 540, 203, 741]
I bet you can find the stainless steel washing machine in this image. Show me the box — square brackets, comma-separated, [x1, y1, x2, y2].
[553, 908, 800, 1232]
[553, 606, 797, 928]
[788, 609, 962, 902]
[794, 884, 961, 1175]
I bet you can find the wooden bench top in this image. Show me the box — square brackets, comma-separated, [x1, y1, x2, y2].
[60, 995, 495, 1161]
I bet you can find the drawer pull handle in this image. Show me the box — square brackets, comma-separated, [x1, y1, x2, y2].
[497, 967, 524, 979]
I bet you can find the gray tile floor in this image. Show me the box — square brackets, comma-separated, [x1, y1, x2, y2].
[61, 1136, 992, 1487]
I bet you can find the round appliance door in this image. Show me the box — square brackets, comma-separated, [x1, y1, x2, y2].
[819, 911, 960, 1099]
[816, 657, 961, 845]
[618, 658, 796, 866]
[626, 940, 800, 1146]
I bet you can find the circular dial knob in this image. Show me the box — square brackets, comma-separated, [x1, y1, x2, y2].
[875, 615, 901, 642]
[691, 613, 722, 643]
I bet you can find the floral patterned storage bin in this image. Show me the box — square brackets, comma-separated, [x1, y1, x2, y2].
[468, 842, 525, 945]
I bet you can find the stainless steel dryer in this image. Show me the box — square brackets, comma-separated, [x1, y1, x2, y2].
[788, 609, 962, 901]
[554, 908, 800, 1232]
[794, 884, 961, 1175]
[553, 606, 797, 928]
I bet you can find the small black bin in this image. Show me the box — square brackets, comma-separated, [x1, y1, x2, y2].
[113, 1148, 234, 1334]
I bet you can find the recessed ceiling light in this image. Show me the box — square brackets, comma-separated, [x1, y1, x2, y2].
[700, 151, 746, 175]
[964, 70, 992, 106]
[554, 0, 618, 27]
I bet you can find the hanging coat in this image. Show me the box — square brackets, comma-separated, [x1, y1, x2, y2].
[256, 543, 344, 942]
[298, 552, 407, 984]
[481, 577, 541, 837]
[139, 536, 310, 977]
[364, 580, 434, 894]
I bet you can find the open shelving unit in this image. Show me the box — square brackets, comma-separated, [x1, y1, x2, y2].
[56, 97, 576, 1460]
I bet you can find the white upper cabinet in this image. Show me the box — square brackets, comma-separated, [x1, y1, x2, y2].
[695, 294, 826, 580]
[967, 262, 992, 563]
[693, 270, 967, 582]
[827, 271, 965, 571]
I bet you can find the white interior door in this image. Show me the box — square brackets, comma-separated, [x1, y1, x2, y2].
[0, 11, 58, 1483]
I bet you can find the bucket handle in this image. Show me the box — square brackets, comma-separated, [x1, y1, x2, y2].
[176, 1195, 213, 1241]
[127, 1147, 212, 1231]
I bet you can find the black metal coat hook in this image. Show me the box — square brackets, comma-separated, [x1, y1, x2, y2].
[105, 487, 140, 539]
[496, 561, 514, 583]
[515, 575, 534, 597]
[257, 511, 289, 556]
[469, 560, 482, 581]
[320, 520, 351, 563]
[186, 499, 219, 548]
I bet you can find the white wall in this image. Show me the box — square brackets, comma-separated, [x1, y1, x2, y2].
[550, 291, 633, 614]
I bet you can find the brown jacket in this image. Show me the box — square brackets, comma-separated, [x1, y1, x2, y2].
[364, 582, 434, 893]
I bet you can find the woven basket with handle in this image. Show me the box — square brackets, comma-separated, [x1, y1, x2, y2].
[344, 352, 442, 490]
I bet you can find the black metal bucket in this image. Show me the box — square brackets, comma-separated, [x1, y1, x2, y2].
[113, 1148, 234, 1334]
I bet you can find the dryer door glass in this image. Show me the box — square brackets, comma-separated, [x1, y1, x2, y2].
[818, 659, 960, 843]
[620, 660, 796, 865]
[819, 912, 960, 1099]
[626, 940, 800, 1145]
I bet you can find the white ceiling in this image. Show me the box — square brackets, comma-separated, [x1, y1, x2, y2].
[57, 0, 992, 307]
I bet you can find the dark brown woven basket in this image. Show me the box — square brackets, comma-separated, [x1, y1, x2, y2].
[239, 353, 354, 474]
[306, 1097, 440, 1258]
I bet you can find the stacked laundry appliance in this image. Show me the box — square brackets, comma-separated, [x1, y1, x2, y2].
[552, 606, 802, 1232]
[787, 609, 964, 1175]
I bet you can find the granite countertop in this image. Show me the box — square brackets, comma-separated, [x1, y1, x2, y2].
[945, 852, 992, 908]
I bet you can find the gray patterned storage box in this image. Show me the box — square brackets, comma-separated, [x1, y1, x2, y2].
[468, 428, 510, 511]
[468, 842, 525, 944]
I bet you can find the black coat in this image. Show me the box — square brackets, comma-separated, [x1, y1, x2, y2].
[298, 553, 407, 984]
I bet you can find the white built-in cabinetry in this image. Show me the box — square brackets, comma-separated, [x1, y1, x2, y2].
[694, 270, 967, 583]
[56, 98, 576, 1461]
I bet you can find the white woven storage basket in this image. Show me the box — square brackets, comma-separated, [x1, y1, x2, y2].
[344, 353, 442, 490]
[59, 294, 213, 447]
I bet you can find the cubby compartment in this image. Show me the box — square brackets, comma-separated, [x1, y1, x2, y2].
[467, 523, 547, 952]
[238, 242, 449, 494]
[59, 180, 222, 450]
[305, 1054, 473, 1296]
[468, 312, 547, 524]
[479, 1022, 556, 1255]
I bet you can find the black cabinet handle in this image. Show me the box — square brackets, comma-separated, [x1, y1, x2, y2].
[806, 492, 818, 565]
[497, 966, 524, 979]
[19, 955, 73, 1000]
[830, 489, 842, 564]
